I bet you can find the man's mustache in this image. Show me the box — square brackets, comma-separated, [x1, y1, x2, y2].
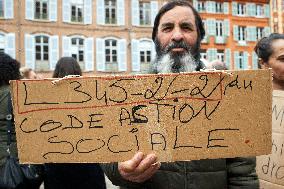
[164, 41, 191, 53]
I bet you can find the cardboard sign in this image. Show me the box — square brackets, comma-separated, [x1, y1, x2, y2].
[10, 70, 272, 164]
[257, 90, 284, 187]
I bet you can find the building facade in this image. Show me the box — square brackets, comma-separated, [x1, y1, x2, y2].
[270, 0, 284, 33]
[0, 0, 270, 77]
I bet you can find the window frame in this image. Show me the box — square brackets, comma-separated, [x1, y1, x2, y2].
[197, 1, 206, 12]
[0, 0, 4, 17]
[215, 20, 223, 37]
[215, 2, 223, 13]
[71, 36, 85, 63]
[34, 0, 49, 20]
[105, 38, 118, 69]
[71, 0, 83, 23]
[238, 26, 246, 42]
[237, 3, 245, 16]
[217, 50, 224, 62]
[105, 0, 117, 24]
[139, 1, 151, 26]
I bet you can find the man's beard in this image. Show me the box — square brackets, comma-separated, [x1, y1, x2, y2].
[151, 40, 198, 74]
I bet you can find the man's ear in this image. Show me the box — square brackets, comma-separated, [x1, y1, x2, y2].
[258, 58, 269, 69]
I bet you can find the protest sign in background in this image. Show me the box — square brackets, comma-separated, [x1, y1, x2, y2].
[10, 70, 272, 163]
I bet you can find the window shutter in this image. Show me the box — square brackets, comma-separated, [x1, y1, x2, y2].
[212, 48, 217, 61]
[251, 26, 256, 41]
[246, 3, 251, 16]
[251, 3, 256, 17]
[205, 1, 211, 13]
[4, 0, 13, 19]
[49, 35, 59, 70]
[96, 38, 105, 71]
[62, 0, 71, 23]
[233, 25, 238, 41]
[84, 0, 92, 24]
[264, 4, 270, 18]
[84, 37, 94, 71]
[96, 0, 105, 25]
[118, 39, 127, 71]
[223, 2, 229, 14]
[193, 0, 198, 9]
[25, 0, 34, 20]
[232, 2, 237, 16]
[252, 52, 258, 69]
[117, 0, 125, 25]
[49, 0, 57, 21]
[131, 39, 140, 72]
[5, 33, 15, 58]
[211, 1, 216, 13]
[25, 34, 35, 69]
[234, 51, 239, 70]
[263, 27, 271, 37]
[131, 0, 139, 26]
[207, 19, 216, 36]
[62, 36, 71, 57]
[150, 1, 158, 26]
[244, 52, 248, 69]
[225, 48, 231, 69]
[151, 41, 156, 61]
[224, 19, 230, 36]
[246, 27, 252, 41]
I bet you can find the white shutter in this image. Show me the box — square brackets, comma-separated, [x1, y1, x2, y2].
[118, 39, 127, 71]
[264, 5, 270, 18]
[207, 19, 216, 36]
[223, 2, 229, 14]
[244, 52, 248, 69]
[96, 0, 105, 25]
[131, 0, 139, 26]
[4, 0, 13, 19]
[96, 38, 105, 71]
[224, 19, 230, 36]
[263, 27, 271, 37]
[225, 48, 231, 69]
[49, 35, 59, 70]
[25, 0, 34, 20]
[150, 1, 158, 26]
[62, 0, 71, 23]
[131, 39, 140, 72]
[117, 0, 125, 25]
[233, 25, 238, 41]
[84, 0, 92, 24]
[252, 52, 258, 69]
[49, 0, 57, 21]
[5, 33, 15, 58]
[232, 2, 237, 16]
[62, 36, 71, 57]
[234, 51, 239, 69]
[25, 34, 35, 69]
[193, 0, 198, 9]
[151, 41, 156, 61]
[84, 37, 94, 71]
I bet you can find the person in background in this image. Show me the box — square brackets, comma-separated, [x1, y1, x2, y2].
[255, 33, 284, 90]
[0, 53, 43, 189]
[20, 67, 39, 79]
[44, 56, 106, 189]
[101, 1, 259, 189]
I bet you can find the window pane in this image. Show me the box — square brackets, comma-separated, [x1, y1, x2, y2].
[36, 53, 41, 60]
[79, 39, 83, 45]
[113, 55, 117, 62]
[105, 40, 110, 46]
[36, 36, 41, 43]
[43, 45, 48, 52]
[106, 49, 110, 55]
[0, 0, 3, 17]
[79, 51, 84, 61]
[72, 6, 76, 16]
[106, 55, 110, 62]
[43, 37, 48, 43]
[72, 54, 77, 60]
[112, 50, 116, 55]
[43, 53, 49, 60]
[112, 40, 116, 46]
[36, 45, 41, 53]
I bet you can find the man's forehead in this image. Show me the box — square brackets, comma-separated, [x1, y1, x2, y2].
[158, 6, 196, 25]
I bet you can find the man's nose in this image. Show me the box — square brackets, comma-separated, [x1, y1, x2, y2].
[171, 28, 184, 42]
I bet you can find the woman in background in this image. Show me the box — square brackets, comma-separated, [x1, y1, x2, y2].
[255, 33, 284, 90]
[44, 57, 106, 189]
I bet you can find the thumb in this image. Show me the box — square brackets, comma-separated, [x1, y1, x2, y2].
[120, 152, 144, 173]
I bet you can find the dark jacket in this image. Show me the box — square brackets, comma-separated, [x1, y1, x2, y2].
[101, 157, 259, 189]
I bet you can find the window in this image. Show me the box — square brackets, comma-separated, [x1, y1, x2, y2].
[238, 52, 244, 69]
[217, 50, 224, 62]
[0, 0, 3, 17]
[105, 0, 116, 24]
[71, 0, 83, 22]
[35, 0, 48, 19]
[0, 34, 4, 53]
[139, 40, 152, 73]
[256, 27, 264, 40]
[197, 1, 206, 12]
[139, 2, 150, 25]
[238, 26, 246, 41]
[71, 37, 84, 69]
[256, 4, 264, 17]
[237, 3, 245, 15]
[105, 39, 118, 71]
[216, 20, 223, 37]
[200, 49, 207, 60]
[35, 36, 49, 71]
[273, 0, 277, 11]
[216, 2, 223, 13]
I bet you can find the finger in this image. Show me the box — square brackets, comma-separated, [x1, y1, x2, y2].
[119, 152, 144, 173]
[131, 162, 161, 183]
[134, 153, 158, 174]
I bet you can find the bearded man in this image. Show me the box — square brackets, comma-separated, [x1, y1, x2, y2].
[101, 1, 259, 188]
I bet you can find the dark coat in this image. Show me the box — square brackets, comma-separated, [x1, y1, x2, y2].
[101, 157, 259, 189]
